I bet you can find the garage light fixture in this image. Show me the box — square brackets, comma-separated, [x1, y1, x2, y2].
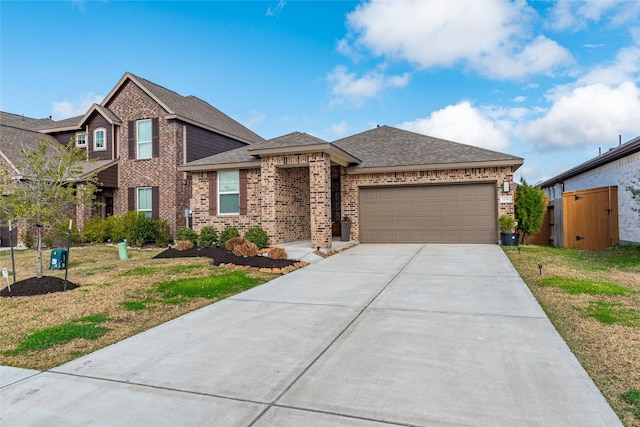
[502, 181, 510, 192]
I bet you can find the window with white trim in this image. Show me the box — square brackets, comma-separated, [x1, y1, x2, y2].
[218, 170, 239, 214]
[137, 119, 152, 159]
[137, 187, 152, 218]
[76, 133, 87, 148]
[94, 128, 106, 151]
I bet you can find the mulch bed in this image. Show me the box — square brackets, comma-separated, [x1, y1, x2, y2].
[1, 276, 80, 297]
[153, 247, 297, 269]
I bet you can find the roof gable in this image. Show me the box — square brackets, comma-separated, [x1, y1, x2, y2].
[102, 72, 265, 145]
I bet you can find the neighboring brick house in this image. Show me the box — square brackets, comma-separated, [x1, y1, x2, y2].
[1, 72, 264, 243]
[540, 136, 640, 246]
[179, 126, 524, 249]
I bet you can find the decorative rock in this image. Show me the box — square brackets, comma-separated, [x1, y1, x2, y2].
[259, 268, 272, 274]
[272, 268, 282, 274]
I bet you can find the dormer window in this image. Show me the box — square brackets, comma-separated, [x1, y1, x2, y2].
[76, 133, 87, 148]
[94, 128, 106, 151]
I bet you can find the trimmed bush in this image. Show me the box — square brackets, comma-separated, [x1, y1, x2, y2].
[83, 216, 109, 243]
[268, 247, 288, 260]
[173, 240, 194, 251]
[176, 228, 199, 245]
[244, 227, 268, 250]
[155, 219, 171, 247]
[130, 214, 157, 247]
[219, 227, 239, 247]
[198, 226, 218, 248]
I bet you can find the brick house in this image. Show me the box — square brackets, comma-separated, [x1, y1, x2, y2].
[1, 72, 264, 244]
[539, 136, 640, 247]
[179, 126, 524, 249]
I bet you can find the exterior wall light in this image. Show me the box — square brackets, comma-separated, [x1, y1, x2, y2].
[502, 181, 510, 192]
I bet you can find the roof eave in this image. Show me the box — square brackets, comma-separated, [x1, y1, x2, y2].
[38, 125, 81, 133]
[346, 159, 524, 175]
[178, 161, 260, 172]
[247, 143, 361, 166]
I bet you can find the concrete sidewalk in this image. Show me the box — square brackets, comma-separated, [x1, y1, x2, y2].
[1, 244, 621, 426]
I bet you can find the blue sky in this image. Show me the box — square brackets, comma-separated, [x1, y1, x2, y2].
[2, 0, 640, 183]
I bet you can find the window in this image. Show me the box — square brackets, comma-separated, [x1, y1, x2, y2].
[94, 128, 106, 150]
[76, 133, 87, 148]
[137, 119, 152, 159]
[218, 170, 239, 214]
[137, 187, 152, 218]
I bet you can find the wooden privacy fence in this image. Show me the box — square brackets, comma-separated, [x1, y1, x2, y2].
[563, 186, 619, 250]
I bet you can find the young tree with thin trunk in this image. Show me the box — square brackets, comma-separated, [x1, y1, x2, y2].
[515, 177, 546, 244]
[0, 138, 98, 278]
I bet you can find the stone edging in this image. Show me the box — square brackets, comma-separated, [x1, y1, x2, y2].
[217, 261, 309, 275]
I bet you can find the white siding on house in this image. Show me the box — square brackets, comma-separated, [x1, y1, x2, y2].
[563, 151, 640, 244]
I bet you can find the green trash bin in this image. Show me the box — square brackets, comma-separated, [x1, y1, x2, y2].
[49, 248, 68, 270]
[118, 241, 129, 260]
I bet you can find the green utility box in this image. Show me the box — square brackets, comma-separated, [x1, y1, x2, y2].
[118, 241, 129, 260]
[49, 248, 68, 270]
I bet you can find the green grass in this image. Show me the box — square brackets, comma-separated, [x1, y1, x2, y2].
[582, 301, 640, 327]
[165, 265, 204, 275]
[507, 244, 640, 272]
[156, 271, 261, 299]
[622, 389, 640, 420]
[119, 266, 159, 277]
[540, 276, 633, 296]
[120, 301, 147, 311]
[4, 314, 108, 356]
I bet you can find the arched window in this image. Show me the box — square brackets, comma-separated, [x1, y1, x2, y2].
[94, 128, 106, 151]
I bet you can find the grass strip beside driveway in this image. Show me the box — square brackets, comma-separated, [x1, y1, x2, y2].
[504, 244, 640, 426]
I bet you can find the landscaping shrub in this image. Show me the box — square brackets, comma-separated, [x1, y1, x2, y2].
[198, 226, 218, 248]
[232, 240, 258, 257]
[83, 216, 109, 243]
[43, 234, 54, 248]
[219, 227, 239, 246]
[176, 228, 199, 245]
[244, 227, 268, 250]
[225, 236, 245, 252]
[268, 247, 288, 260]
[21, 230, 33, 248]
[130, 214, 158, 247]
[173, 240, 194, 251]
[110, 211, 140, 243]
[155, 219, 171, 247]
[53, 223, 82, 246]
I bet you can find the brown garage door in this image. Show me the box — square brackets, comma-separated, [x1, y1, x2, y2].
[359, 183, 497, 243]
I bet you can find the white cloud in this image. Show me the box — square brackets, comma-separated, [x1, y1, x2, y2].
[327, 65, 410, 105]
[521, 81, 640, 149]
[328, 120, 349, 136]
[513, 96, 527, 103]
[243, 110, 266, 128]
[51, 93, 103, 120]
[266, 0, 286, 17]
[399, 101, 511, 152]
[547, 1, 640, 30]
[341, 0, 572, 79]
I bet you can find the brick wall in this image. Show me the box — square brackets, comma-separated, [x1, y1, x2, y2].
[191, 168, 262, 238]
[105, 80, 187, 236]
[341, 167, 516, 241]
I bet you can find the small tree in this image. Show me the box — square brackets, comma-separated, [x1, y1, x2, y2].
[0, 138, 98, 278]
[625, 170, 640, 214]
[515, 178, 546, 244]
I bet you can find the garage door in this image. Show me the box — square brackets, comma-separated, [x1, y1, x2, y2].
[359, 183, 497, 243]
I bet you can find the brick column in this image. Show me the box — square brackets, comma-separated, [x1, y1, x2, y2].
[260, 157, 279, 243]
[309, 153, 332, 249]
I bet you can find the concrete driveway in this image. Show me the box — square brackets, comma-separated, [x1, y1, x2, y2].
[1, 244, 621, 426]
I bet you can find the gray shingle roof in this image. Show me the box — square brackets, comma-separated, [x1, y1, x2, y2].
[248, 132, 328, 152]
[0, 111, 55, 131]
[129, 73, 265, 145]
[0, 123, 62, 174]
[333, 125, 523, 169]
[181, 145, 260, 169]
[539, 135, 640, 188]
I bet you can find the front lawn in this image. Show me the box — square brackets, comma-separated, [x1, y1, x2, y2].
[504, 244, 640, 426]
[0, 245, 276, 370]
